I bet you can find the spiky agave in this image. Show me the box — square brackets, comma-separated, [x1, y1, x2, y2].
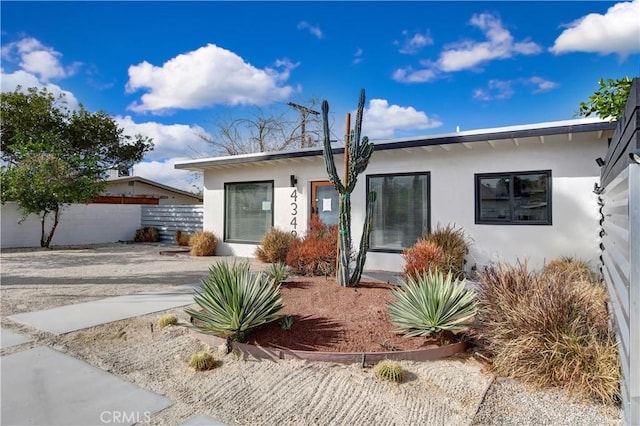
[185, 260, 283, 342]
[389, 270, 477, 337]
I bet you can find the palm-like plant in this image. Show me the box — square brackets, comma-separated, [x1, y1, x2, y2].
[389, 270, 477, 337]
[185, 260, 283, 342]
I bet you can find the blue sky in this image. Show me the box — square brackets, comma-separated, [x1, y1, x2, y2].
[2, 1, 639, 191]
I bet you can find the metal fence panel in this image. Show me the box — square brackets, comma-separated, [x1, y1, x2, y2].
[141, 205, 204, 243]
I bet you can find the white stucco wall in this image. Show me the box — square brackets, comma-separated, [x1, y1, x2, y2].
[201, 132, 606, 272]
[1, 203, 141, 248]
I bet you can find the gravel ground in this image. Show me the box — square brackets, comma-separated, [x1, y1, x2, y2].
[0, 243, 624, 425]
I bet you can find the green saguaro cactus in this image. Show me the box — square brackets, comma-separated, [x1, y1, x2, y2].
[322, 89, 375, 287]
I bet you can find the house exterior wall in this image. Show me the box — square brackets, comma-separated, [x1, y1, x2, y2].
[104, 181, 201, 205]
[202, 133, 605, 272]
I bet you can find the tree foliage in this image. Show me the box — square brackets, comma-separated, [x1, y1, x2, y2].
[0, 87, 153, 247]
[578, 77, 634, 121]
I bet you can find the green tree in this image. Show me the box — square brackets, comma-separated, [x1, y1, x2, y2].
[578, 77, 635, 121]
[1, 87, 153, 247]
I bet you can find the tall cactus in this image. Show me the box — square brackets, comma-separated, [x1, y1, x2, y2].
[322, 89, 375, 287]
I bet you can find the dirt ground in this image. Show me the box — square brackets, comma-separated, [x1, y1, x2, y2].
[0, 243, 623, 425]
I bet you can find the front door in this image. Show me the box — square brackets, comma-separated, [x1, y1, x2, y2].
[311, 181, 339, 226]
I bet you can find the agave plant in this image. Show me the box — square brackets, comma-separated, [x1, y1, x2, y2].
[389, 270, 477, 337]
[265, 262, 290, 284]
[185, 260, 283, 342]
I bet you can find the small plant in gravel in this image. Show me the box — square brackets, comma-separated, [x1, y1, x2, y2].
[423, 224, 470, 277]
[403, 239, 446, 281]
[286, 217, 338, 276]
[134, 227, 159, 243]
[279, 316, 294, 330]
[188, 351, 216, 371]
[185, 260, 283, 342]
[389, 270, 477, 337]
[190, 231, 217, 256]
[374, 360, 405, 383]
[265, 262, 290, 284]
[256, 228, 296, 263]
[175, 230, 191, 246]
[157, 314, 178, 328]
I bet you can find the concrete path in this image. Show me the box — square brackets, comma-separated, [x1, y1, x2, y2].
[1, 346, 172, 426]
[8, 284, 199, 335]
[1, 328, 32, 349]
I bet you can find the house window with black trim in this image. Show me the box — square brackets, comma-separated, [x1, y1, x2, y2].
[224, 181, 274, 242]
[475, 170, 551, 225]
[367, 172, 430, 252]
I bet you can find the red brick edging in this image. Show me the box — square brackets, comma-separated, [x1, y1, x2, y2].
[191, 330, 467, 364]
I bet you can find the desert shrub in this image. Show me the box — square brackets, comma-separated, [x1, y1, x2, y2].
[374, 360, 405, 383]
[134, 227, 159, 243]
[423, 224, 470, 276]
[285, 217, 338, 276]
[175, 230, 191, 246]
[265, 262, 290, 284]
[543, 256, 599, 283]
[403, 239, 446, 280]
[157, 314, 178, 328]
[185, 260, 283, 342]
[279, 315, 294, 330]
[188, 351, 216, 371]
[190, 231, 217, 256]
[389, 270, 477, 337]
[473, 261, 620, 403]
[256, 228, 295, 263]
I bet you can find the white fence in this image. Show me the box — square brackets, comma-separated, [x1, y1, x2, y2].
[141, 205, 204, 243]
[0, 202, 141, 248]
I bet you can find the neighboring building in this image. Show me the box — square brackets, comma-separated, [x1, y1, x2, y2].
[94, 176, 202, 205]
[175, 118, 616, 273]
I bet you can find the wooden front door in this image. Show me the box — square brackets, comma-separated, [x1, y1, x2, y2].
[311, 181, 339, 226]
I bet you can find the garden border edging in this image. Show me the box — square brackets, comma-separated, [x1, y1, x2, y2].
[191, 330, 467, 364]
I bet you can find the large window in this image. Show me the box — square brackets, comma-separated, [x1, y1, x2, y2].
[367, 172, 430, 252]
[475, 170, 551, 225]
[224, 181, 274, 243]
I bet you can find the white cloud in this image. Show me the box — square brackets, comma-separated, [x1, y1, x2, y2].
[362, 99, 442, 139]
[297, 21, 324, 39]
[473, 76, 559, 101]
[393, 13, 541, 83]
[353, 48, 364, 65]
[114, 116, 214, 162]
[550, 0, 640, 58]
[126, 44, 298, 113]
[1, 37, 80, 82]
[438, 13, 541, 72]
[132, 157, 202, 193]
[395, 30, 433, 54]
[0, 68, 79, 110]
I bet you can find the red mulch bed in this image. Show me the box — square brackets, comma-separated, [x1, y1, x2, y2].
[248, 275, 452, 353]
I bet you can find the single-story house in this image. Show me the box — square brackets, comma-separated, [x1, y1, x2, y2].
[175, 117, 616, 273]
[94, 176, 203, 205]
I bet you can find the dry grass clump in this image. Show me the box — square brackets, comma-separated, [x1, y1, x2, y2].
[190, 231, 217, 256]
[403, 240, 446, 280]
[256, 228, 295, 263]
[175, 230, 191, 246]
[422, 224, 470, 276]
[157, 314, 178, 328]
[134, 227, 159, 242]
[188, 351, 216, 371]
[473, 261, 620, 404]
[543, 256, 599, 283]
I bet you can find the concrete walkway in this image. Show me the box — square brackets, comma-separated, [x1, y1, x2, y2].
[8, 284, 199, 335]
[1, 328, 32, 349]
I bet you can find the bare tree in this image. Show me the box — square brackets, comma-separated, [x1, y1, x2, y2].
[198, 98, 324, 156]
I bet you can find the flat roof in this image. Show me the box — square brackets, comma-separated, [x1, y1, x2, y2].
[106, 176, 203, 200]
[175, 117, 616, 171]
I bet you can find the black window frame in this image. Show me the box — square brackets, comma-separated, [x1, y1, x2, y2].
[366, 171, 431, 253]
[224, 180, 274, 243]
[474, 170, 552, 225]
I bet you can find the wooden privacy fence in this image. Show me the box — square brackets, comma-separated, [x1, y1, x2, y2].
[597, 78, 639, 425]
[141, 205, 204, 243]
